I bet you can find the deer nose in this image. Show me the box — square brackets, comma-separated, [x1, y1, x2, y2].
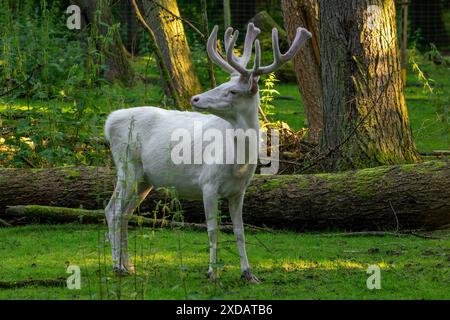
[190, 96, 200, 105]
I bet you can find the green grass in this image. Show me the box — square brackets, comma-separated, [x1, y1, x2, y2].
[0, 224, 448, 300]
[271, 83, 306, 131]
[404, 57, 450, 152]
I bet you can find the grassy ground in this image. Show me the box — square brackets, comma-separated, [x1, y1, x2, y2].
[0, 224, 448, 300]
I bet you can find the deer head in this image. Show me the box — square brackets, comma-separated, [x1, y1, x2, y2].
[190, 23, 312, 124]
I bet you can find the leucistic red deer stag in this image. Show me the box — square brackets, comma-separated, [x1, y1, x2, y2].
[104, 23, 311, 282]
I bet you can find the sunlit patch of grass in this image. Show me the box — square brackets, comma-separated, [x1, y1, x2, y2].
[0, 224, 448, 300]
[0, 103, 44, 112]
[280, 260, 367, 271]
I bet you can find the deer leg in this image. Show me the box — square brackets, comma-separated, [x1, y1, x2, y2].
[105, 165, 151, 273]
[202, 186, 219, 282]
[229, 193, 260, 283]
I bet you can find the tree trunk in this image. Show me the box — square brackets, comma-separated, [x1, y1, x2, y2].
[223, 0, 232, 28]
[318, 0, 420, 171]
[118, 0, 142, 56]
[138, 0, 202, 109]
[72, 0, 134, 86]
[281, 0, 323, 144]
[0, 161, 448, 231]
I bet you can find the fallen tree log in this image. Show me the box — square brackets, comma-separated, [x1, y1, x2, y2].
[3, 205, 235, 233]
[0, 161, 449, 231]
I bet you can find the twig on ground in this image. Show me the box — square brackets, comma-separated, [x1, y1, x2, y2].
[0, 278, 66, 289]
[389, 200, 400, 232]
[0, 64, 43, 98]
[0, 218, 11, 227]
[253, 234, 273, 253]
[324, 231, 447, 240]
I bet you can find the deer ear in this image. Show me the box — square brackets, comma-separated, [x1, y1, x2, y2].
[248, 76, 260, 95]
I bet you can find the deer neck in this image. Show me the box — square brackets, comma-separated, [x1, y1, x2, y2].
[229, 93, 260, 132]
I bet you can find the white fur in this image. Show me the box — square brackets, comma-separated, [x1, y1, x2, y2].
[104, 75, 260, 279]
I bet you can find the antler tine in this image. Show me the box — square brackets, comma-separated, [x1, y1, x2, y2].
[224, 27, 234, 52]
[282, 27, 312, 61]
[224, 23, 260, 67]
[239, 23, 261, 66]
[207, 25, 236, 74]
[225, 29, 252, 77]
[254, 27, 312, 76]
[253, 39, 261, 72]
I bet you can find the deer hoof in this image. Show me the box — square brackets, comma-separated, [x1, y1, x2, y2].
[113, 264, 135, 275]
[241, 269, 261, 284]
[207, 270, 216, 282]
[207, 270, 223, 286]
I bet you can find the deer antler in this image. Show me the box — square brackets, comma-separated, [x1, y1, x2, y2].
[207, 23, 260, 75]
[224, 23, 260, 67]
[208, 24, 311, 78]
[207, 25, 236, 74]
[253, 27, 312, 76]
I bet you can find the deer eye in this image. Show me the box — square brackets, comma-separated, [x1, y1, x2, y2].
[229, 90, 238, 95]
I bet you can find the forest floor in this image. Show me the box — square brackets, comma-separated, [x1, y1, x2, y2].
[0, 224, 448, 300]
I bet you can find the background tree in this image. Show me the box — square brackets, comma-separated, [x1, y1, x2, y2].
[223, 0, 232, 28]
[137, 0, 202, 109]
[281, 0, 323, 143]
[410, 0, 449, 49]
[72, 0, 134, 86]
[318, 0, 420, 171]
[117, 0, 142, 56]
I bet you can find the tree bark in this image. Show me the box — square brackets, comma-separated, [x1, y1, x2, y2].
[138, 0, 202, 109]
[223, 0, 231, 28]
[0, 161, 448, 231]
[72, 0, 135, 86]
[318, 0, 420, 171]
[281, 0, 323, 143]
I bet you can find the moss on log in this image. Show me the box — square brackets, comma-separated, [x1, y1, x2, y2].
[0, 161, 449, 231]
[3, 205, 233, 232]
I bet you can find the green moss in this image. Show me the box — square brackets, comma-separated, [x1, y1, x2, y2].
[245, 185, 258, 196]
[313, 172, 346, 192]
[22, 205, 98, 219]
[401, 161, 448, 174]
[260, 178, 283, 191]
[350, 166, 392, 197]
[258, 175, 297, 191]
[297, 179, 309, 189]
[62, 169, 81, 180]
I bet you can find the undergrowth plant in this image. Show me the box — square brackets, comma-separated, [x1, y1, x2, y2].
[259, 72, 279, 118]
[0, 0, 116, 168]
[408, 45, 449, 149]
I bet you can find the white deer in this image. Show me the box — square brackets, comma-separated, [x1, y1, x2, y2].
[104, 23, 311, 282]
